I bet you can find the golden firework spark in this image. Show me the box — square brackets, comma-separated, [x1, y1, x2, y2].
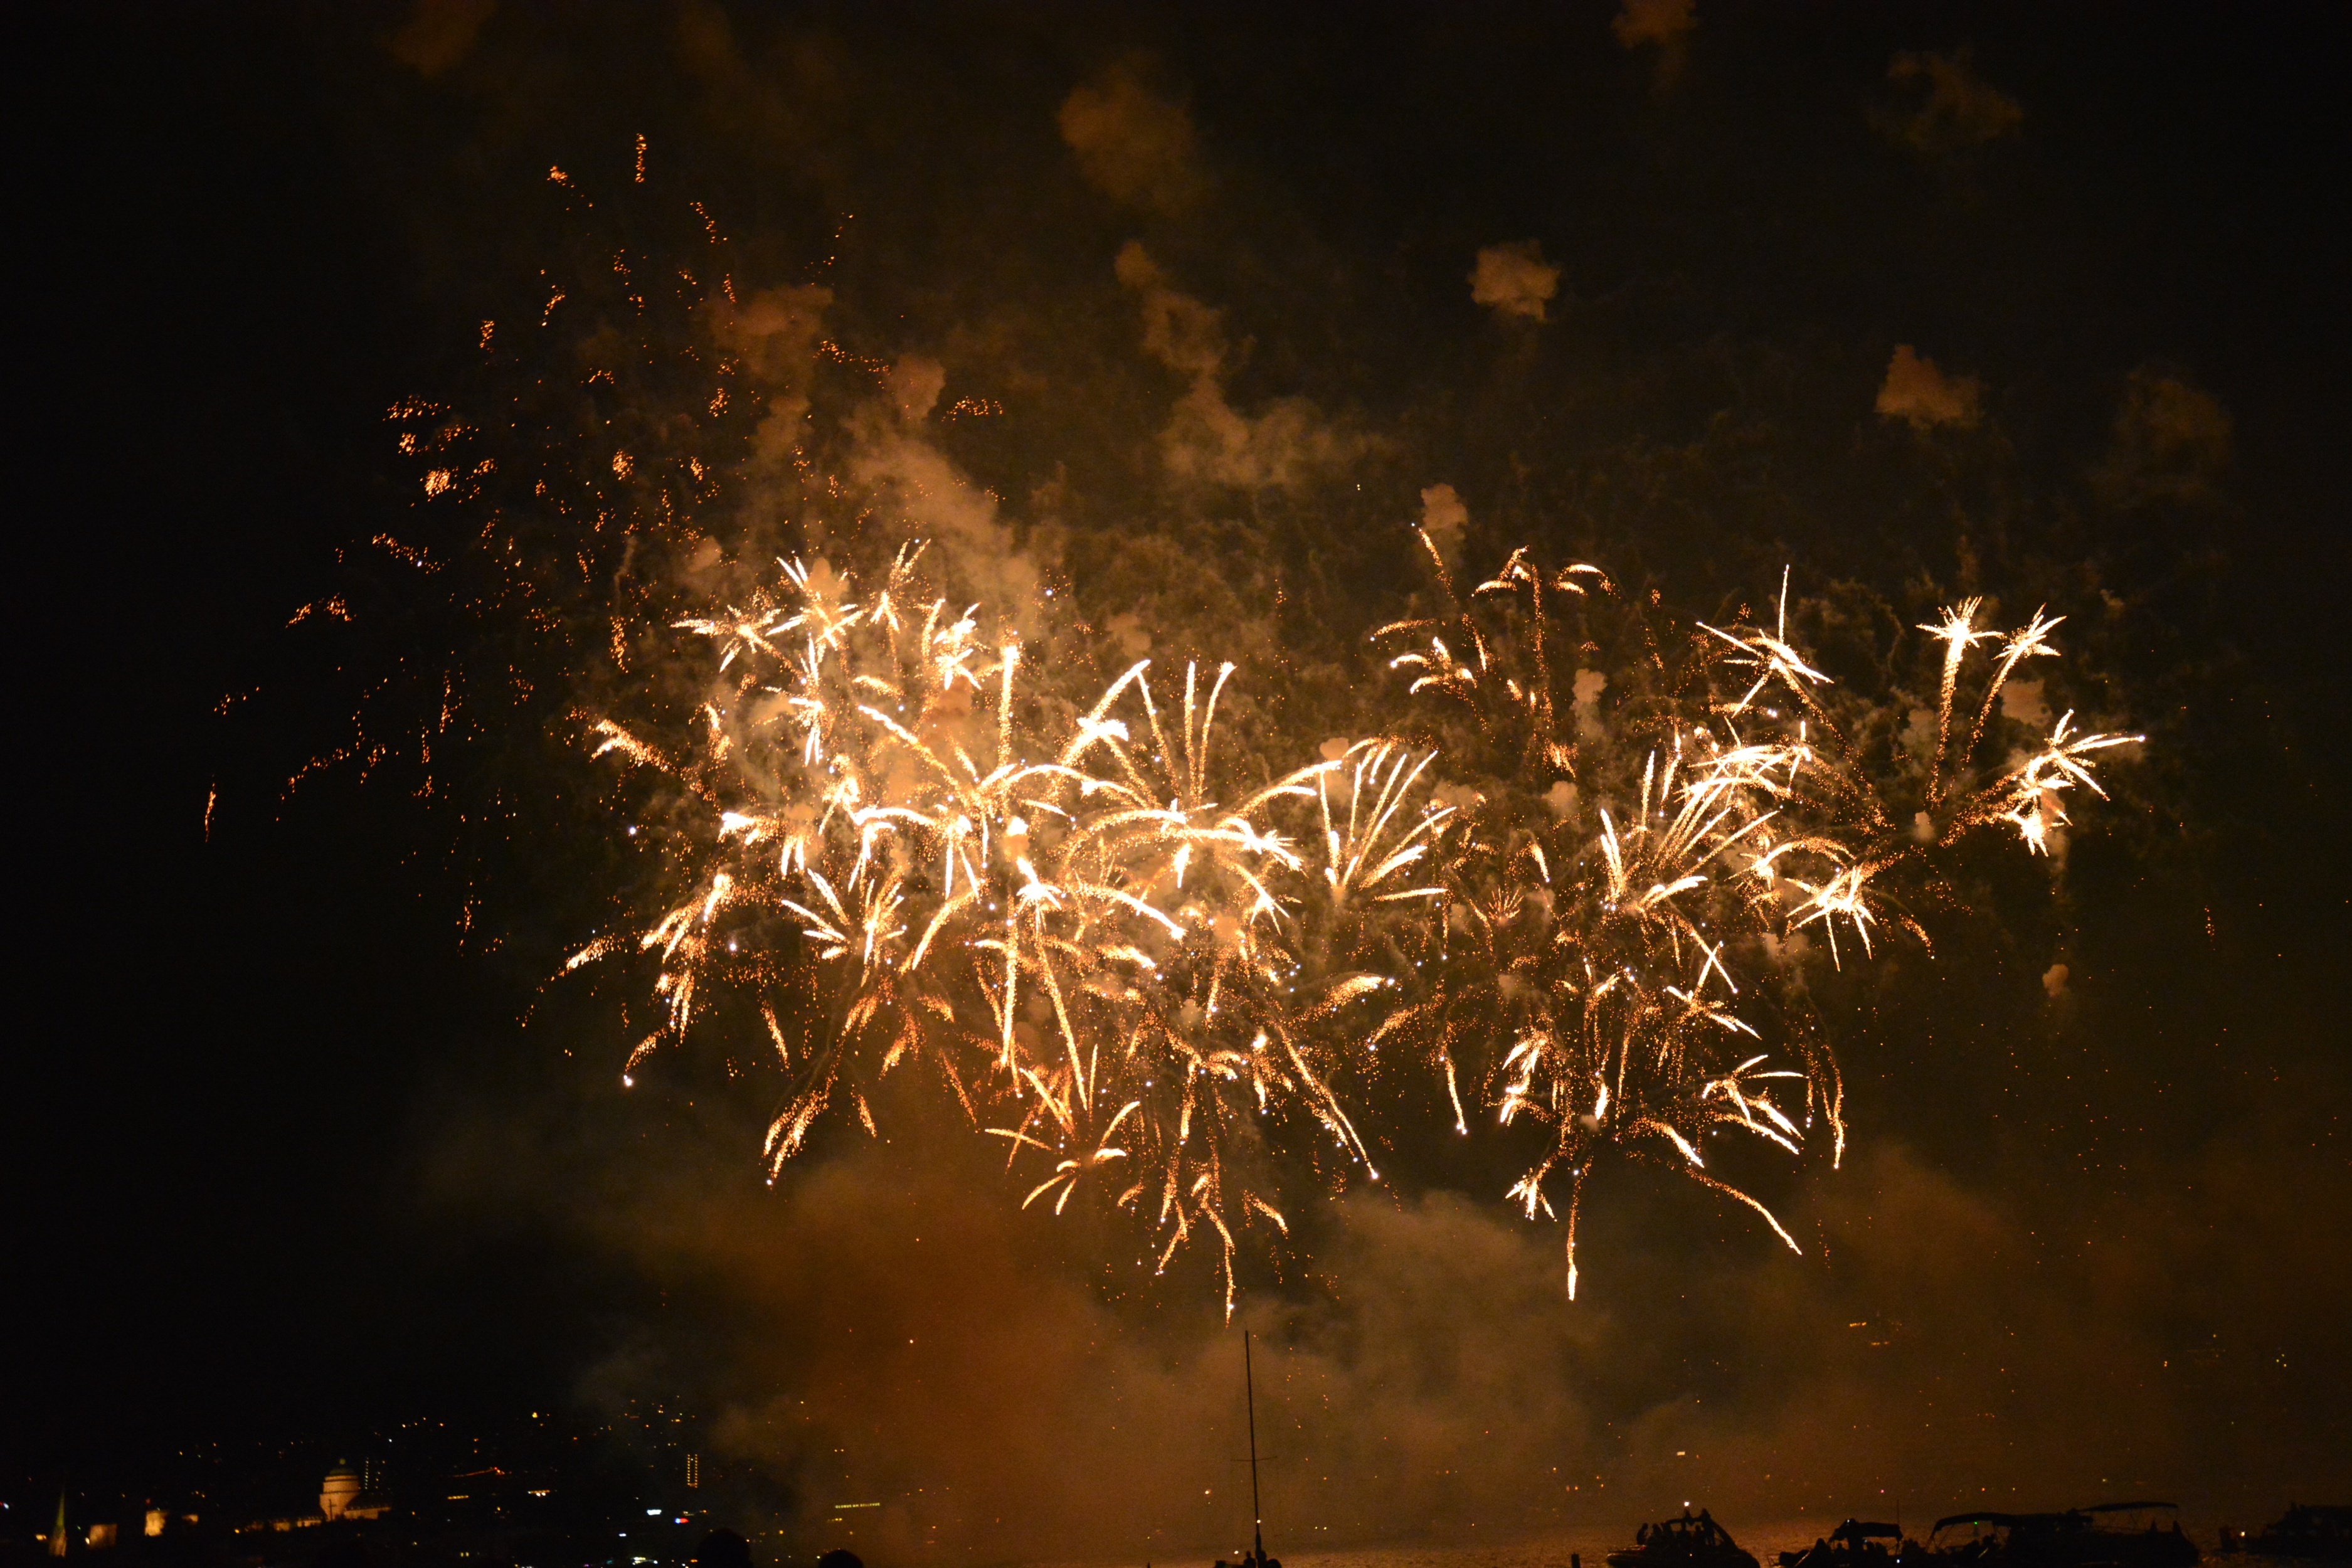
[1367, 532, 2135, 1294]
[576, 530, 2137, 1307]
[574, 548, 1466, 1310]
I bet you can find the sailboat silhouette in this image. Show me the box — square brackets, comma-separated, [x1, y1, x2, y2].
[1212, 1332, 1281, 1568]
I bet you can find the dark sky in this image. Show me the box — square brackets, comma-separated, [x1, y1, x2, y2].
[16, 2, 2351, 1556]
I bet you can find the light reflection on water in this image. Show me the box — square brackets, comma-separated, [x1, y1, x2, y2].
[1275, 1527, 1827, 1568]
[1196, 1524, 1846, 1568]
[1034, 1523, 1882, 1568]
[1034, 1517, 2257, 1568]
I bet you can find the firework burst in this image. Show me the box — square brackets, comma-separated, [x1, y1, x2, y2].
[566, 522, 2135, 1307]
[1369, 532, 2137, 1293]
[575, 546, 1466, 1308]
[573, 546, 1025, 1157]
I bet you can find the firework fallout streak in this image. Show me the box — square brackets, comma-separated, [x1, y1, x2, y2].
[572, 534, 2137, 1307]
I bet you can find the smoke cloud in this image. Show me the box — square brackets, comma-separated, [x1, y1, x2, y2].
[1118, 241, 1367, 490]
[1614, 0, 1697, 51]
[1998, 677, 2050, 731]
[1471, 241, 1562, 323]
[2095, 368, 2233, 506]
[1420, 484, 1470, 571]
[388, 0, 495, 77]
[1613, 0, 1696, 87]
[842, 386, 1044, 632]
[1881, 50, 2025, 154]
[416, 1074, 2348, 1566]
[1059, 61, 1207, 213]
[1876, 345, 1983, 430]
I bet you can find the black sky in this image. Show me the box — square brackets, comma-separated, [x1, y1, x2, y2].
[14, 1, 2351, 1548]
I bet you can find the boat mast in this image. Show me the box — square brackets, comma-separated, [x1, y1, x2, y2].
[1245, 1330, 1264, 1562]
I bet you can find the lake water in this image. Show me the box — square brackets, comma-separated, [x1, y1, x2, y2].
[1033, 1517, 2254, 1568]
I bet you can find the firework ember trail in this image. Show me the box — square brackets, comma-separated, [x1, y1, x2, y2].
[568, 529, 2137, 1309]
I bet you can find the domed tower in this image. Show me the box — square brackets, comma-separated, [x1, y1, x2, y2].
[320, 1465, 361, 1522]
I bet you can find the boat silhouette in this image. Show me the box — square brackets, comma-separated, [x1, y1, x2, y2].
[2218, 1506, 2352, 1561]
[1607, 1508, 1761, 1568]
[1927, 1503, 2199, 1568]
[1209, 1332, 1280, 1568]
[1780, 1519, 1922, 1568]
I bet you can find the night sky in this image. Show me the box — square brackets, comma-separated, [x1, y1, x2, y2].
[16, 3, 2351, 1557]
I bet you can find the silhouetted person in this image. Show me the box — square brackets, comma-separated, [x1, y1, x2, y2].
[817, 1550, 864, 1568]
[696, 1531, 751, 1568]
